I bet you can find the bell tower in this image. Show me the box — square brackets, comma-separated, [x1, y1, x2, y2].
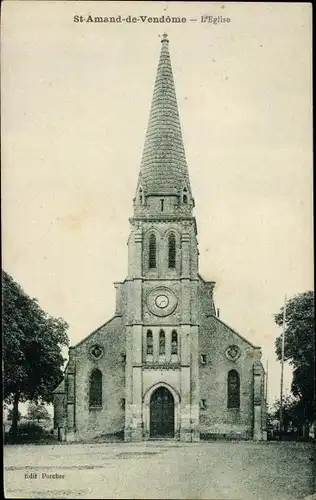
[124, 34, 200, 442]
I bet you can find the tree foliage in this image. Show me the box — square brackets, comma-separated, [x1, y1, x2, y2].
[274, 290, 315, 421]
[26, 402, 51, 423]
[7, 408, 21, 422]
[270, 394, 300, 431]
[2, 271, 69, 437]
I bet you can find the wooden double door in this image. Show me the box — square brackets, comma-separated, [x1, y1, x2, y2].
[150, 387, 174, 438]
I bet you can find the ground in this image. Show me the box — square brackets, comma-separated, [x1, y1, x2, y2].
[4, 441, 315, 499]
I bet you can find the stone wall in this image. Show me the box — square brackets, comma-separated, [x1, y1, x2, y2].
[53, 392, 65, 430]
[198, 276, 216, 316]
[70, 316, 126, 441]
[198, 314, 260, 439]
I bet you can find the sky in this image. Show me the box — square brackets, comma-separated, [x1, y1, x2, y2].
[2, 1, 313, 409]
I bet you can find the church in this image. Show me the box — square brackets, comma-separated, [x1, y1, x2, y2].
[54, 35, 267, 442]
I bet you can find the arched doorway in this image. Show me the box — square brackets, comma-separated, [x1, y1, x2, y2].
[150, 386, 174, 438]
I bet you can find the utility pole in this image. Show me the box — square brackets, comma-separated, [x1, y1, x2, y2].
[265, 358, 269, 409]
[265, 358, 269, 438]
[279, 295, 287, 439]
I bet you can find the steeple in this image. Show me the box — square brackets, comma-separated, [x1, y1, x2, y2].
[136, 34, 192, 202]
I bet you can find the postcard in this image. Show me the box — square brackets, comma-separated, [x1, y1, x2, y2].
[2, 2, 314, 499]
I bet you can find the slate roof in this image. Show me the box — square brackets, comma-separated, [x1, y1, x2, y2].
[53, 378, 65, 394]
[138, 34, 191, 196]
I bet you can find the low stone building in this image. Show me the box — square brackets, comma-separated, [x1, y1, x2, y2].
[54, 34, 266, 442]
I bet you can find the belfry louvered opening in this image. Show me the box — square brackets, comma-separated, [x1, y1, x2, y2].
[149, 234, 157, 269]
[168, 233, 176, 268]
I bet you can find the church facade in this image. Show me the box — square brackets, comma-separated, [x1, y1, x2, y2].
[54, 35, 266, 442]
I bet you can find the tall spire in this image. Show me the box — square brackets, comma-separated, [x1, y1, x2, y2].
[137, 34, 192, 197]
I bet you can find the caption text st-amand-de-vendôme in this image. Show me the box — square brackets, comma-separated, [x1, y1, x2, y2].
[73, 15, 231, 25]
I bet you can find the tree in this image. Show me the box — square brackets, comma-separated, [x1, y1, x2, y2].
[2, 271, 69, 439]
[270, 394, 300, 432]
[7, 408, 21, 422]
[26, 402, 50, 423]
[274, 291, 315, 423]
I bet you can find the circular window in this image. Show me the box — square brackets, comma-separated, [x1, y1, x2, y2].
[225, 345, 241, 362]
[90, 344, 104, 360]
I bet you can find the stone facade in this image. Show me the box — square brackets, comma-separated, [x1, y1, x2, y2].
[53, 35, 266, 442]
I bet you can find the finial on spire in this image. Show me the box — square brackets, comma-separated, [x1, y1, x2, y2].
[161, 33, 169, 43]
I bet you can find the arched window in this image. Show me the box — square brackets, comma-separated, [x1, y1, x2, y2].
[146, 330, 153, 355]
[159, 330, 165, 355]
[171, 330, 178, 355]
[89, 369, 102, 408]
[149, 234, 157, 269]
[168, 233, 176, 269]
[139, 188, 143, 204]
[183, 187, 188, 204]
[227, 370, 240, 409]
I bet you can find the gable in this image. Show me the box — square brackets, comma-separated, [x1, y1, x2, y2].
[212, 316, 259, 349]
[73, 315, 124, 350]
[199, 313, 262, 364]
[53, 379, 65, 394]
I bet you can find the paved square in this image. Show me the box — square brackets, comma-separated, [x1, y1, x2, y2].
[4, 441, 315, 499]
